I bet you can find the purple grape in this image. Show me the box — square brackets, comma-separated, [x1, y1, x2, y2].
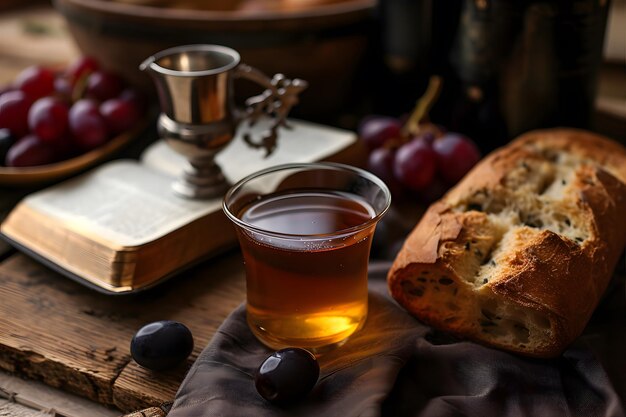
[368, 147, 404, 198]
[69, 99, 109, 150]
[28, 97, 69, 144]
[5, 135, 57, 167]
[433, 133, 481, 184]
[358, 116, 402, 150]
[0, 90, 33, 137]
[100, 97, 141, 135]
[393, 138, 437, 191]
[15, 66, 55, 99]
[85, 71, 123, 102]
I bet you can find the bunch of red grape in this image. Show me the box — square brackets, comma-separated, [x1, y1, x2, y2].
[360, 116, 481, 203]
[0, 57, 145, 167]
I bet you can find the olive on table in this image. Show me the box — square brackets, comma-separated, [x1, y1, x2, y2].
[255, 348, 320, 405]
[130, 320, 194, 371]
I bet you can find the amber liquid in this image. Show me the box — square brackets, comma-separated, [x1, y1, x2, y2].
[236, 190, 375, 351]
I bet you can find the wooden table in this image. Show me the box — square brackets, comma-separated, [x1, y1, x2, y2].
[0, 243, 247, 415]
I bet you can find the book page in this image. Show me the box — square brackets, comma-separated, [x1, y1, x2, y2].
[141, 118, 356, 180]
[11, 119, 356, 249]
[21, 161, 221, 248]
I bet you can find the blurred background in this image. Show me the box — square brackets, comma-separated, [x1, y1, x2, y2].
[0, 0, 623, 149]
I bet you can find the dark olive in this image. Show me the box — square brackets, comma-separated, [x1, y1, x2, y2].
[130, 320, 194, 371]
[0, 128, 15, 164]
[255, 347, 319, 405]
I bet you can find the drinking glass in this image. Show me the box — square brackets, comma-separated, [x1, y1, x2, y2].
[223, 163, 391, 352]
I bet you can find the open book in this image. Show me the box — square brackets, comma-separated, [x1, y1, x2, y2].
[1, 119, 361, 294]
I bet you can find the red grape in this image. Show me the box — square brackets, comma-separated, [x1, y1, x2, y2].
[0, 84, 14, 96]
[119, 89, 146, 113]
[5, 135, 57, 167]
[100, 97, 141, 134]
[0, 58, 142, 166]
[433, 133, 481, 184]
[367, 147, 403, 198]
[393, 138, 437, 191]
[28, 97, 69, 144]
[415, 131, 436, 145]
[358, 116, 402, 150]
[54, 76, 73, 98]
[69, 99, 109, 150]
[15, 66, 55, 99]
[86, 71, 123, 101]
[65, 56, 100, 86]
[0, 90, 33, 137]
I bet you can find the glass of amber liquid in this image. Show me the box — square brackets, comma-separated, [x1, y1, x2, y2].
[223, 163, 390, 352]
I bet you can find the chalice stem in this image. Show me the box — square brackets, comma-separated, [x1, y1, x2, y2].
[173, 157, 229, 199]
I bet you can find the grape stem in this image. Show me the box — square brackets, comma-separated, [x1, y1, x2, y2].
[403, 75, 443, 136]
[72, 74, 88, 103]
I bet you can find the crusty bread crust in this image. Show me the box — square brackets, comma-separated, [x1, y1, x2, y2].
[388, 129, 626, 357]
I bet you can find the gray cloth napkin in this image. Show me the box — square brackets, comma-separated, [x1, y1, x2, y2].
[168, 264, 625, 417]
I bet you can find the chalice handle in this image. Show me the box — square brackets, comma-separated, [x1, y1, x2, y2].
[234, 64, 308, 157]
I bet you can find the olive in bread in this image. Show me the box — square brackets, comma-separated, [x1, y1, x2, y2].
[387, 129, 626, 358]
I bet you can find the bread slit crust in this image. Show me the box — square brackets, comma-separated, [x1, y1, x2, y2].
[388, 129, 626, 358]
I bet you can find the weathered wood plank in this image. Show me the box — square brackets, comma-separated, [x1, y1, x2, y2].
[0, 255, 137, 405]
[112, 253, 247, 411]
[0, 399, 49, 417]
[0, 370, 118, 417]
[0, 251, 246, 412]
[122, 407, 167, 417]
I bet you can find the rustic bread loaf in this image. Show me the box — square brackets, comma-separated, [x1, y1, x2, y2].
[387, 129, 626, 357]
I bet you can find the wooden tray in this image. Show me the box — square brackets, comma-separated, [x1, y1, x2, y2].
[0, 250, 246, 412]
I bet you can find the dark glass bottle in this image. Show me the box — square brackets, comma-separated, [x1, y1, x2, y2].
[378, 0, 611, 151]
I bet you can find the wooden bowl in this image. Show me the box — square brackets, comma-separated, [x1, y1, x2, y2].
[53, 0, 376, 118]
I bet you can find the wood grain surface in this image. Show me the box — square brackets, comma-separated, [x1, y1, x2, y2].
[121, 407, 168, 417]
[0, 371, 118, 417]
[0, 399, 48, 417]
[0, 251, 246, 412]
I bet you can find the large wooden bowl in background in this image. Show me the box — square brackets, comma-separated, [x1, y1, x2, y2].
[53, 0, 376, 119]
